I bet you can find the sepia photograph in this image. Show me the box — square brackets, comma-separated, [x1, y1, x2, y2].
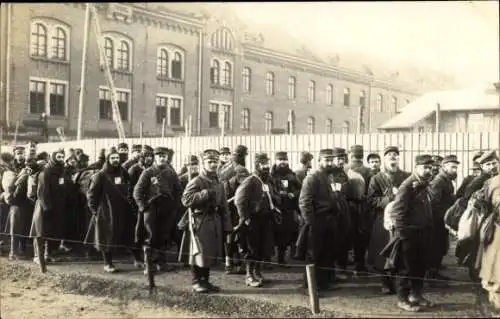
[0, 1, 499, 318]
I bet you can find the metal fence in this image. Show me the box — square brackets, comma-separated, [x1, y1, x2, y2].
[34, 132, 499, 185]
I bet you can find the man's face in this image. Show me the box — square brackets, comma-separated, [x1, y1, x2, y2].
[415, 164, 433, 180]
[118, 148, 128, 154]
[220, 153, 230, 163]
[442, 162, 458, 180]
[368, 158, 381, 171]
[332, 156, 345, 169]
[481, 159, 499, 176]
[190, 164, 200, 174]
[131, 151, 141, 159]
[67, 158, 77, 168]
[275, 159, 288, 168]
[144, 155, 154, 166]
[55, 153, 65, 165]
[155, 153, 168, 166]
[108, 154, 120, 167]
[384, 152, 400, 172]
[258, 161, 271, 174]
[204, 159, 219, 173]
[14, 150, 25, 164]
[319, 157, 334, 170]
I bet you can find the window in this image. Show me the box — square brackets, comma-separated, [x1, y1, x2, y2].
[157, 49, 168, 77]
[29, 80, 46, 114]
[210, 59, 220, 85]
[170, 98, 181, 126]
[326, 118, 333, 133]
[307, 116, 315, 134]
[242, 67, 251, 92]
[264, 112, 273, 134]
[288, 76, 296, 100]
[342, 121, 350, 134]
[104, 37, 114, 69]
[99, 87, 129, 121]
[31, 23, 47, 57]
[266, 72, 275, 96]
[287, 110, 295, 134]
[171, 52, 183, 79]
[343, 88, 350, 107]
[359, 90, 366, 108]
[29, 78, 67, 116]
[209, 103, 219, 128]
[155, 96, 168, 124]
[116, 40, 130, 71]
[326, 84, 334, 105]
[376, 94, 383, 112]
[211, 28, 233, 50]
[308, 80, 316, 103]
[222, 104, 231, 129]
[241, 108, 250, 131]
[49, 83, 65, 116]
[222, 61, 232, 87]
[51, 27, 66, 60]
[392, 96, 398, 113]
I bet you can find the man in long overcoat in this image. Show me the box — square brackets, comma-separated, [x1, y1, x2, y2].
[85, 150, 134, 273]
[181, 149, 232, 293]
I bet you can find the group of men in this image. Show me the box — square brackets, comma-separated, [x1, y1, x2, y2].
[0, 141, 499, 312]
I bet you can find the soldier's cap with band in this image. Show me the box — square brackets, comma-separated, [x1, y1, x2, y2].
[275, 151, 288, 160]
[442, 155, 460, 165]
[202, 149, 219, 161]
[13, 146, 25, 153]
[332, 147, 346, 158]
[415, 154, 434, 165]
[220, 147, 231, 155]
[367, 153, 380, 161]
[131, 144, 142, 152]
[117, 142, 129, 150]
[142, 145, 154, 154]
[187, 155, 199, 165]
[349, 145, 364, 158]
[300, 151, 313, 164]
[432, 155, 444, 165]
[234, 145, 248, 156]
[473, 151, 484, 163]
[384, 146, 400, 156]
[477, 150, 499, 164]
[319, 149, 334, 158]
[255, 153, 270, 164]
[154, 147, 169, 155]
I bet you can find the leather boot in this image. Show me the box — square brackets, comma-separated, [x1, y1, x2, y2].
[9, 236, 19, 260]
[253, 262, 266, 285]
[245, 262, 262, 287]
[143, 247, 153, 276]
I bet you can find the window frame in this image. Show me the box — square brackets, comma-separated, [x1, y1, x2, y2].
[242, 67, 252, 93]
[326, 84, 334, 105]
[308, 80, 316, 103]
[30, 20, 71, 61]
[210, 59, 221, 85]
[264, 111, 274, 134]
[209, 100, 232, 130]
[98, 86, 132, 122]
[155, 93, 184, 126]
[288, 76, 296, 100]
[266, 72, 275, 96]
[241, 108, 250, 131]
[343, 88, 351, 107]
[307, 116, 315, 134]
[29, 76, 69, 117]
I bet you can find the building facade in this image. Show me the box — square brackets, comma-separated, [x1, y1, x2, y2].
[0, 3, 423, 140]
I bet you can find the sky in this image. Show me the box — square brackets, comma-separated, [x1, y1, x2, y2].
[231, 1, 499, 87]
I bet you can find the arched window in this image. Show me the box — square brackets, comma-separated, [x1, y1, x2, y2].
[31, 22, 47, 57]
[376, 94, 383, 112]
[343, 88, 351, 107]
[241, 108, 250, 131]
[242, 67, 251, 92]
[307, 116, 315, 134]
[222, 61, 232, 87]
[342, 121, 350, 134]
[212, 28, 233, 50]
[308, 80, 316, 103]
[326, 84, 334, 105]
[264, 111, 273, 134]
[266, 72, 275, 96]
[210, 59, 220, 85]
[288, 76, 296, 100]
[171, 51, 183, 79]
[359, 90, 366, 108]
[116, 40, 130, 71]
[51, 27, 66, 59]
[104, 37, 114, 69]
[157, 48, 168, 77]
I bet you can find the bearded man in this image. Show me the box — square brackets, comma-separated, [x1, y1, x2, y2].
[367, 153, 381, 176]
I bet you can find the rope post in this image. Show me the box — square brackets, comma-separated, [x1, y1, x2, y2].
[306, 264, 320, 314]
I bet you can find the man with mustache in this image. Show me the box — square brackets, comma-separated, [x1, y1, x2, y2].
[117, 143, 129, 165]
[431, 155, 443, 180]
[367, 146, 410, 295]
[463, 150, 499, 201]
[85, 149, 135, 273]
[123, 144, 143, 171]
[385, 154, 435, 312]
[367, 153, 381, 176]
[428, 155, 460, 286]
[234, 153, 279, 287]
[295, 151, 313, 185]
[270, 151, 301, 266]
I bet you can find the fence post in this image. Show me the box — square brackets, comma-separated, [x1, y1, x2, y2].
[306, 264, 320, 314]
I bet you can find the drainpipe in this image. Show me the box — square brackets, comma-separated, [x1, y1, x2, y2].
[196, 30, 203, 136]
[6, 3, 12, 128]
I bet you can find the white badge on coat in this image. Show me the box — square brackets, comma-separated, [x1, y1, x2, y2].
[58, 177, 64, 185]
[262, 184, 270, 192]
[331, 183, 342, 191]
[281, 180, 289, 189]
[151, 177, 158, 185]
[114, 177, 122, 185]
[392, 187, 398, 195]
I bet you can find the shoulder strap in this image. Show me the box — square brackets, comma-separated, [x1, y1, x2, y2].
[252, 174, 276, 211]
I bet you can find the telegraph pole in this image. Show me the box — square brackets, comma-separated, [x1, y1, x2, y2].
[77, 3, 91, 140]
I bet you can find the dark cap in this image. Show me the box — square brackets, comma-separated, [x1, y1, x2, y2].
[188, 155, 199, 165]
[154, 147, 169, 155]
[442, 155, 460, 165]
[319, 149, 334, 158]
[36, 152, 49, 161]
[470, 162, 481, 171]
[142, 145, 154, 154]
[79, 153, 90, 161]
[473, 151, 484, 163]
[477, 150, 499, 164]
[13, 146, 25, 153]
[350, 145, 364, 158]
[117, 143, 129, 150]
[202, 149, 219, 161]
[234, 145, 248, 156]
[255, 153, 270, 164]
[300, 151, 313, 164]
[384, 146, 400, 156]
[275, 151, 288, 160]
[332, 147, 346, 158]
[220, 147, 231, 155]
[415, 154, 434, 165]
[366, 153, 380, 161]
[432, 155, 444, 165]
[131, 144, 142, 152]
[108, 147, 118, 156]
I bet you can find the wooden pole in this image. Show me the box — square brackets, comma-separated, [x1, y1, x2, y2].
[13, 120, 19, 145]
[76, 3, 91, 141]
[161, 117, 166, 138]
[306, 264, 320, 314]
[435, 102, 440, 133]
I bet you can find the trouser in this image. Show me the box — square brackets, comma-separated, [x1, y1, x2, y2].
[381, 271, 396, 291]
[8, 206, 30, 255]
[225, 232, 242, 266]
[192, 265, 210, 284]
[244, 214, 273, 263]
[102, 251, 113, 265]
[396, 230, 430, 301]
[143, 199, 173, 264]
[33, 239, 58, 258]
[129, 243, 143, 262]
[353, 232, 370, 271]
[428, 227, 449, 274]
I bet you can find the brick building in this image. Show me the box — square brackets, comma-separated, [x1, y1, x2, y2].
[0, 3, 443, 141]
